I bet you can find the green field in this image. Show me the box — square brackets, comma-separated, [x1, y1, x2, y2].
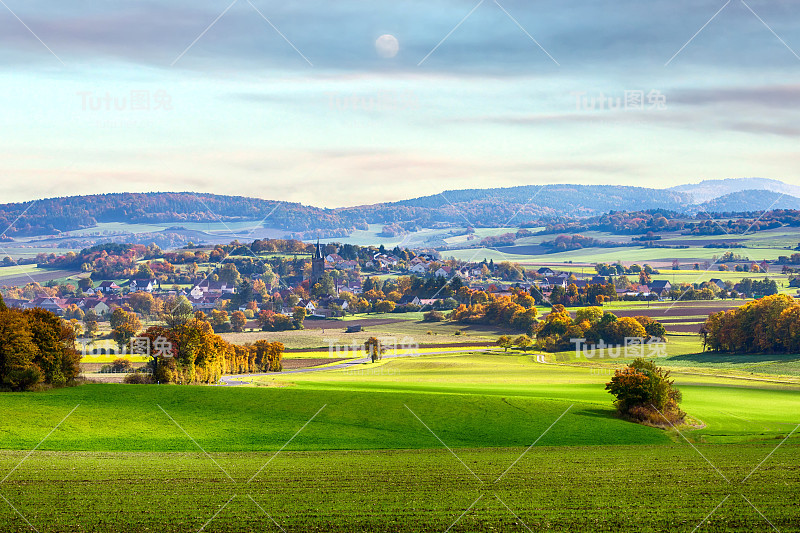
[3, 349, 800, 531]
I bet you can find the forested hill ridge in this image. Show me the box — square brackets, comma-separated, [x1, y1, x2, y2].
[0, 193, 353, 238]
[1, 180, 798, 239]
[670, 178, 800, 204]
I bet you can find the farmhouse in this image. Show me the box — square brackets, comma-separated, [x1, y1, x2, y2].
[398, 295, 421, 306]
[97, 281, 120, 294]
[709, 278, 726, 290]
[25, 296, 66, 315]
[649, 280, 672, 296]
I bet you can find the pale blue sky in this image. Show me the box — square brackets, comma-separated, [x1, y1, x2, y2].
[1, 0, 799, 207]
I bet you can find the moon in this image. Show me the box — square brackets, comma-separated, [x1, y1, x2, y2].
[375, 34, 399, 59]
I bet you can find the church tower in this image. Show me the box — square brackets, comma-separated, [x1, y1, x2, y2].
[311, 240, 325, 285]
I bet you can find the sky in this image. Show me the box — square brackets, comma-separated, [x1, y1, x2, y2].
[1, 0, 799, 208]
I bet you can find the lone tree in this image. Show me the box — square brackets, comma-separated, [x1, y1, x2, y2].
[364, 337, 384, 363]
[496, 335, 513, 352]
[513, 335, 532, 351]
[606, 358, 684, 426]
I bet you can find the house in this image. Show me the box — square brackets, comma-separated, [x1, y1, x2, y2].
[649, 280, 672, 296]
[338, 260, 359, 270]
[590, 276, 609, 285]
[129, 278, 159, 293]
[418, 299, 437, 308]
[297, 299, 316, 313]
[97, 281, 120, 294]
[81, 298, 111, 316]
[625, 285, 651, 297]
[537, 267, 555, 276]
[434, 266, 453, 278]
[543, 277, 566, 289]
[398, 295, 421, 306]
[570, 279, 589, 289]
[189, 295, 221, 312]
[25, 297, 66, 315]
[408, 264, 427, 274]
[193, 279, 235, 294]
[709, 278, 726, 290]
[319, 297, 349, 311]
[325, 253, 344, 264]
[2, 298, 28, 310]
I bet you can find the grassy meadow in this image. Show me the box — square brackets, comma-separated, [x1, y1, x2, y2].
[4, 348, 800, 531]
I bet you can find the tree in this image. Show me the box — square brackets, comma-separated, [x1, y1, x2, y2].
[575, 306, 603, 324]
[162, 295, 194, 328]
[136, 263, 154, 278]
[129, 292, 156, 316]
[83, 310, 99, 337]
[364, 337, 384, 363]
[373, 300, 396, 313]
[513, 335, 532, 351]
[253, 340, 284, 372]
[292, 307, 307, 326]
[111, 309, 142, 349]
[606, 358, 684, 425]
[496, 335, 513, 352]
[217, 262, 241, 286]
[0, 301, 80, 390]
[230, 311, 247, 333]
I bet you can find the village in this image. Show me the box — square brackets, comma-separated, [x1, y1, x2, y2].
[1, 238, 788, 333]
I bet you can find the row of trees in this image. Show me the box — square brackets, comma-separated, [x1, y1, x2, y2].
[139, 319, 284, 384]
[701, 294, 800, 353]
[536, 306, 666, 352]
[0, 295, 81, 391]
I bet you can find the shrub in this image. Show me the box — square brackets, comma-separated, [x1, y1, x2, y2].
[124, 372, 153, 384]
[111, 358, 133, 373]
[4, 367, 43, 391]
[606, 358, 684, 426]
[423, 310, 445, 322]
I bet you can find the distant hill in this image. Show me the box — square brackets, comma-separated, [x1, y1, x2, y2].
[671, 178, 800, 204]
[2, 181, 798, 240]
[0, 192, 359, 239]
[699, 190, 800, 213]
[364, 184, 694, 226]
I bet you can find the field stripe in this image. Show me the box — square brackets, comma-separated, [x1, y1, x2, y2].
[247, 404, 327, 483]
[1, 404, 79, 484]
[741, 422, 800, 483]
[495, 403, 573, 483]
[157, 404, 235, 482]
[404, 404, 483, 483]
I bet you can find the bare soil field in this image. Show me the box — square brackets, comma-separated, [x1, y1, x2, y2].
[0, 268, 81, 286]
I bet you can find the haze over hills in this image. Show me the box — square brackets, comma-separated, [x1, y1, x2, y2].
[0, 179, 798, 241]
[699, 190, 800, 213]
[671, 178, 800, 204]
